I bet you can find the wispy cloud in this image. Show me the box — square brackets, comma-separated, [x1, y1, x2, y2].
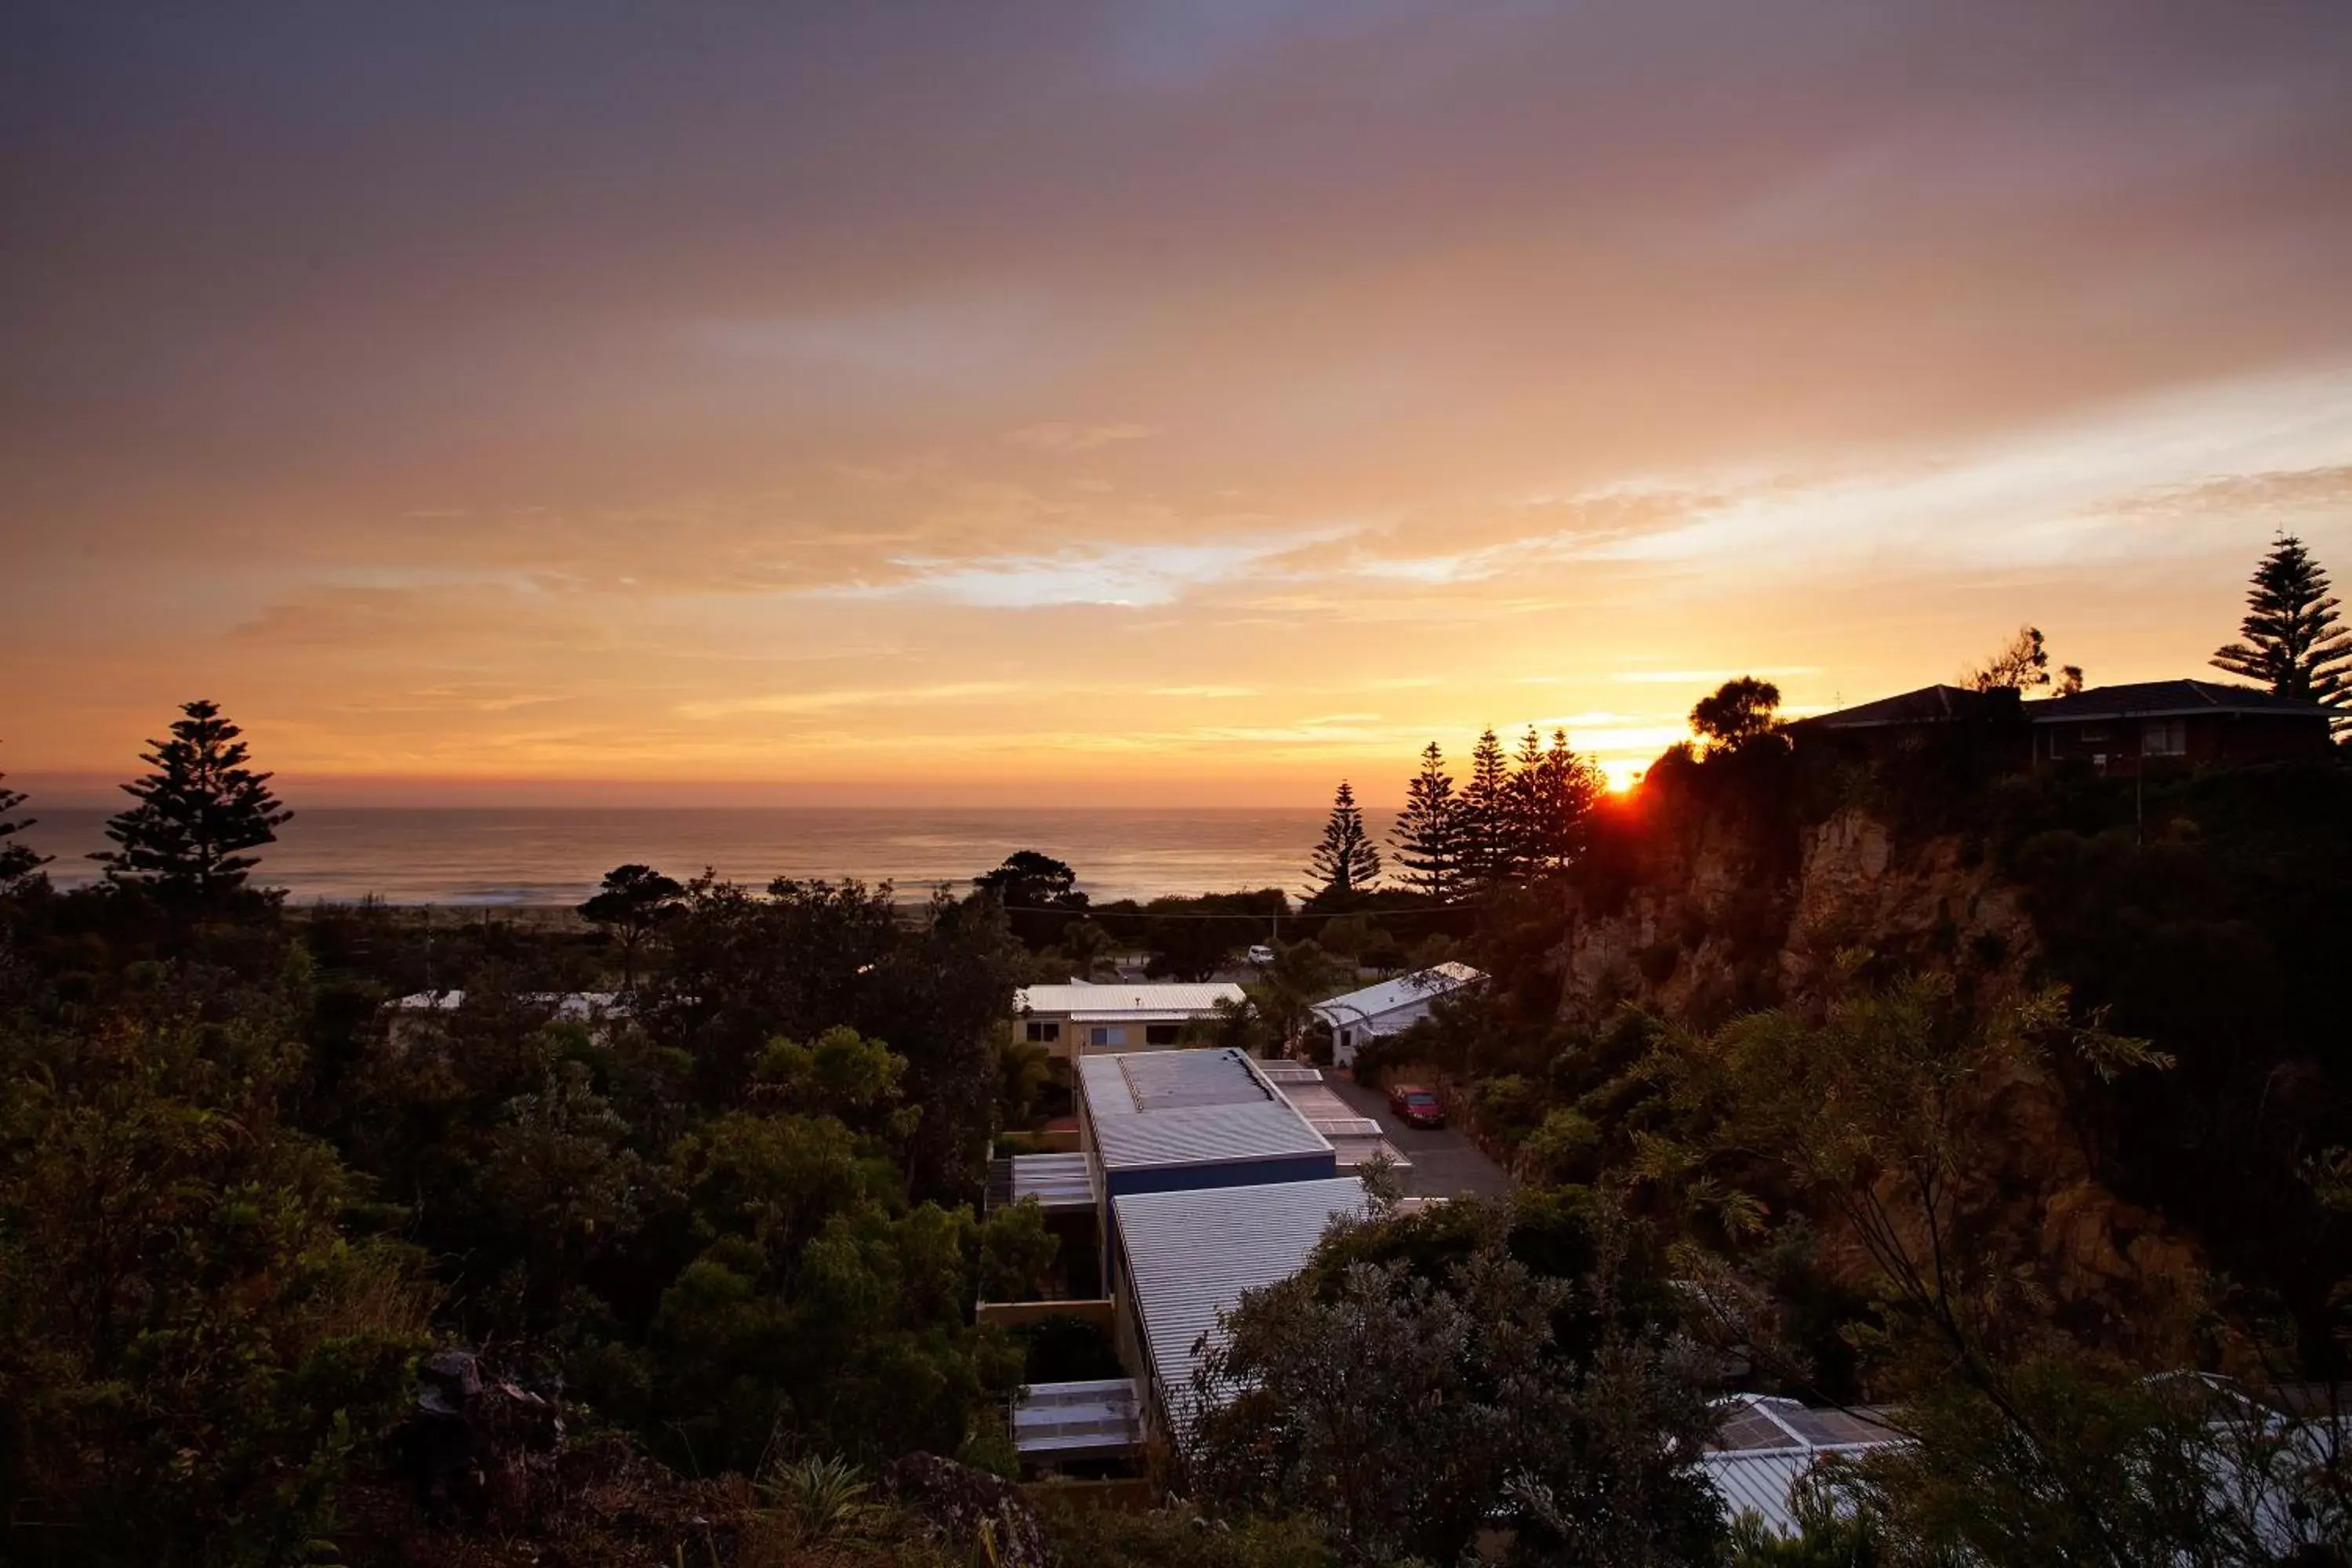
[676, 682, 1030, 720]
[1004, 422, 1157, 453]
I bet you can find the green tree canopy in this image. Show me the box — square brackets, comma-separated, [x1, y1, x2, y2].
[2211, 533, 2352, 707]
[1188, 1194, 1723, 1568]
[93, 699, 292, 906]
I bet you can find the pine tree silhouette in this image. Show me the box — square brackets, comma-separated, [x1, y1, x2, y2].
[2211, 535, 2351, 709]
[96, 700, 292, 904]
[1306, 780, 1381, 900]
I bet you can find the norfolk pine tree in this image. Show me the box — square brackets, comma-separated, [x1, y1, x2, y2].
[0, 760, 48, 889]
[1526, 728, 1604, 872]
[1457, 726, 1514, 884]
[1390, 741, 1464, 899]
[1307, 780, 1381, 900]
[94, 699, 292, 905]
[2211, 533, 2352, 712]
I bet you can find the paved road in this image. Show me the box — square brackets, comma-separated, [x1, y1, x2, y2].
[1325, 1073, 1514, 1200]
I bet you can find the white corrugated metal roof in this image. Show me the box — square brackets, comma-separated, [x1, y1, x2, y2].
[1094, 1105, 1333, 1169]
[1018, 982, 1244, 1016]
[1704, 1451, 1828, 1536]
[1009, 1152, 1096, 1210]
[1114, 1178, 1365, 1432]
[1012, 1378, 1143, 1457]
[1077, 1050, 1332, 1171]
[1308, 963, 1483, 1027]
[1702, 1396, 1907, 1537]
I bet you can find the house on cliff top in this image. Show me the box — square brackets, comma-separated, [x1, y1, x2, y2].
[1794, 678, 2333, 775]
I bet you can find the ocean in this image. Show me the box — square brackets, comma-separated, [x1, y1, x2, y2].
[20, 806, 1397, 907]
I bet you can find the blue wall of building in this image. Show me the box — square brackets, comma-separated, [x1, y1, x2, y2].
[1099, 1152, 1340, 1290]
[1104, 1153, 1336, 1201]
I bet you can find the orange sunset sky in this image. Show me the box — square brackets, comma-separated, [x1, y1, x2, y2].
[5, 4, 2352, 806]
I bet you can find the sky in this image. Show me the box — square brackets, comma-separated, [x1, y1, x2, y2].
[5, 2, 2352, 806]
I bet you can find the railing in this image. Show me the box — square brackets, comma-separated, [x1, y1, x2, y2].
[975, 1298, 1116, 1330]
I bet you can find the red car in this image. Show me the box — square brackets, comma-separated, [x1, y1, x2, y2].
[1388, 1083, 1446, 1129]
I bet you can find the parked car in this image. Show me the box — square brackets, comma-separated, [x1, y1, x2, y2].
[1388, 1083, 1446, 1129]
[1246, 943, 1276, 965]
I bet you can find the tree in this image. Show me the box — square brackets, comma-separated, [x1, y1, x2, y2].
[2212, 534, 2352, 708]
[1188, 1194, 1724, 1567]
[1690, 677, 1783, 755]
[1965, 625, 2053, 691]
[93, 699, 292, 905]
[0, 1007, 430, 1560]
[1511, 727, 1604, 873]
[0, 763, 47, 891]
[1240, 938, 1345, 1058]
[1059, 916, 1117, 980]
[1641, 976, 2220, 1566]
[1390, 742, 1464, 899]
[1305, 780, 1380, 902]
[579, 862, 685, 990]
[1458, 727, 1515, 884]
[972, 850, 1090, 949]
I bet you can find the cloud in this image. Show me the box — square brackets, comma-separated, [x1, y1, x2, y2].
[8, 3, 2352, 797]
[2111, 465, 2352, 523]
[1004, 422, 1157, 453]
[676, 682, 1032, 721]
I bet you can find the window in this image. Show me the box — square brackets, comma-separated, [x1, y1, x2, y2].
[1145, 1023, 1181, 1046]
[1088, 1025, 1123, 1048]
[2143, 719, 2187, 757]
[2078, 727, 2110, 745]
[1024, 1020, 1061, 1044]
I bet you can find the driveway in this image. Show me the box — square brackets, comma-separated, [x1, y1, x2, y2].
[1325, 1073, 1514, 1200]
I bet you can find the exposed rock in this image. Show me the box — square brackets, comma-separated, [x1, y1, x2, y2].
[402, 1348, 568, 1533]
[883, 1452, 1048, 1568]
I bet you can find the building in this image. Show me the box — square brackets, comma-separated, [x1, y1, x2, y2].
[384, 990, 622, 1053]
[1076, 1048, 1336, 1290]
[1794, 677, 2337, 777]
[2028, 680, 2336, 774]
[1014, 980, 1246, 1060]
[1256, 1060, 1412, 1177]
[1110, 1176, 1367, 1442]
[1788, 684, 2026, 764]
[1703, 1395, 1907, 1537]
[1309, 961, 1484, 1069]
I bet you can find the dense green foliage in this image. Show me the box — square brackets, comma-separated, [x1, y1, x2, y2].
[1190, 1192, 1725, 1567]
[0, 764, 1044, 1561]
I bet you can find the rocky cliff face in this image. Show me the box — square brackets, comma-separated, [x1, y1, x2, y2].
[1555, 804, 2209, 1363]
[1555, 806, 2037, 1033]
